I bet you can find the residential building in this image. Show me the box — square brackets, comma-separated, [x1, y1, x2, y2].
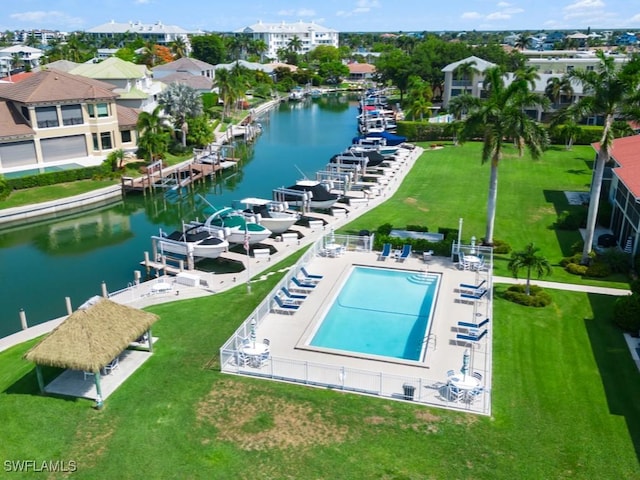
[0, 69, 138, 174]
[0, 45, 44, 78]
[346, 62, 376, 83]
[85, 20, 195, 53]
[152, 57, 216, 92]
[234, 21, 339, 61]
[69, 57, 165, 112]
[598, 135, 640, 257]
[441, 56, 496, 108]
[14, 29, 66, 46]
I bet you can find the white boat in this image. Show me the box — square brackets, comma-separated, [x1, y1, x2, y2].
[153, 226, 229, 259]
[289, 87, 305, 101]
[239, 197, 300, 235]
[280, 180, 340, 210]
[202, 207, 272, 245]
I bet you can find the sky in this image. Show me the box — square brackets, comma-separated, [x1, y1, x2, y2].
[2, 0, 639, 34]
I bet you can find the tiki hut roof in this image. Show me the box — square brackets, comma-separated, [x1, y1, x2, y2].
[24, 297, 159, 373]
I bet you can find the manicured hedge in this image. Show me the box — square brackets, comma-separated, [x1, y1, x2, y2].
[503, 284, 553, 307]
[6, 166, 104, 190]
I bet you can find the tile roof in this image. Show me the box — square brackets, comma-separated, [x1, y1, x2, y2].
[0, 69, 118, 103]
[348, 63, 376, 74]
[116, 104, 140, 128]
[70, 57, 149, 80]
[152, 57, 214, 71]
[594, 135, 640, 198]
[157, 72, 213, 90]
[0, 100, 34, 138]
[41, 60, 80, 73]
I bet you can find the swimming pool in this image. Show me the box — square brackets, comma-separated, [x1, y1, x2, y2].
[309, 266, 440, 361]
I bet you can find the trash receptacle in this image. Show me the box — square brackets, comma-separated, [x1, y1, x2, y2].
[402, 383, 415, 401]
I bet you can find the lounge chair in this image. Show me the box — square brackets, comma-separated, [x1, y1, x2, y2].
[291, 277, 315, 290]
[272, 295, 299, 314]
[457, 318, 490, 329]
[301, 266, 323, 280]
[397, 244, 412, 262]
[459, 279, 486, 290]
[378, 243, 391, 261]
[456, 329, 488, 342]
[460, 288, 488, 300]
[281, 286, 307, 302]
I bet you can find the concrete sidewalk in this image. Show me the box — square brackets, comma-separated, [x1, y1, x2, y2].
[493, 276, 631, 296]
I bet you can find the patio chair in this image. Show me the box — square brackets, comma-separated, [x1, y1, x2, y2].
[456, 329, 488, 342]
[102, 356, 119, 375]
[448, 384, 465, 402]
[397, 244, 412, 262]
[447, 369, 455, 377]
[272, 295, 299, 315]
[459, 279, 486, 291]
[281, 286, 307, 302]
[291, 277, 316, 291]
[378, 243, 391, 261]
[466, 385, 484, 404]
[457, 318, 490, 329]
[301, 266, 323, 280]
[263, 338, 270, 346]
[472, 371, 483, 381]
[460, 288, 488, 300]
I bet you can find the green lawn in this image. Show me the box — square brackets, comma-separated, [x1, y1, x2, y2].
[344, 142, 630, 288]
[1, 259, 639, 478]
[1, 142, 639, 478]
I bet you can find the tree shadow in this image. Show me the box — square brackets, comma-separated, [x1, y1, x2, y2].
[585, 293, 640, 462]
[543, 189, 585, 257]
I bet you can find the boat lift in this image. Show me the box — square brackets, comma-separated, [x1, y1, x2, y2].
[272, 187, 312, 214]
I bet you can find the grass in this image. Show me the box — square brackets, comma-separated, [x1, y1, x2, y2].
[1, 260, 639, 478]
[1, 142, 639, 477]
[343, 142, 630, 289]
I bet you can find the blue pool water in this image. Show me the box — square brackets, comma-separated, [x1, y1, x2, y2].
[309, 266, 440, 361]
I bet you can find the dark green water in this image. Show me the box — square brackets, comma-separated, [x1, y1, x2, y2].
[0, 96, 359, 338]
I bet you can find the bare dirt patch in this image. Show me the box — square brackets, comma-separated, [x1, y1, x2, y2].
[404, 197, 429, 212]
[196, 380, 348, 451]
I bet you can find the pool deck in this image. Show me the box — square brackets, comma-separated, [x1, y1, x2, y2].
[229, 249, 493, 414]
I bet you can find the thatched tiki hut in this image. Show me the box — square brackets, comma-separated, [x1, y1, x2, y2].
[24, 296, 159, 407]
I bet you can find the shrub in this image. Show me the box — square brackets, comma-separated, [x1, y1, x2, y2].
[600, 249, 631, 274]
[503, 284, 552, 307]
[6, 167, 103, 190]
[612, 294, 640, 332]
[376, 223, 393, 236]
[570, 240, 584, 254]
[0, 175, 9, 201]
[406, 224, 428, 232]
[560, 252, 583, 267]
[490, 238, 511, 254]
[630, 280, 640, 296]
[585, 262, 612, 278]
[566, 263, 588, 275]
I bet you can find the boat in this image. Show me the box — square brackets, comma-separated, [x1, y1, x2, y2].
[279, 180, 340, 210]
[353, 131, 408, 147]
[330, 149, 387, 168]
[202, 207, 272, 245]
[153, 225, 229, 259]
[238, 197, 300, 235]
[289, 87, 306, 101]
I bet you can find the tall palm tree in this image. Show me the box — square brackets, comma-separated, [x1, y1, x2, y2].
[170, 36, 187, 59]
[508, 243, 552, 295]
[513, 33, 529, 51]
[545, 76, 574, 107]
[136, 105, 170, 162]
[287, 35, 303, 55]
[453, 60, 478, 93]
[462, 66, 549, 245]
[566, 50, 640, 264]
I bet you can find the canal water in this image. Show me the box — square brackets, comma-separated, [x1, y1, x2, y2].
[0, 95, 359, 338]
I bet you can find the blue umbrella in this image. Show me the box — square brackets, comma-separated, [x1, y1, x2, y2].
[461, 349, 470, 377]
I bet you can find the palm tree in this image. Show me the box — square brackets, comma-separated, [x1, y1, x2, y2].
[559, 120, 582, 150]
[170, 36, 187, 59]
[508, 243, 552, 295]
[158, 83, 204, 146]
[461, 66, 549, 245]
[214, 67, 238, 119]
[287, 35, 303, 55]
[565, 50, 640, 264]
[453, 60, 478, 93]
[545, 76, 574, 108]
[513, 33, 529, 51]
[136, 105, 170, 162]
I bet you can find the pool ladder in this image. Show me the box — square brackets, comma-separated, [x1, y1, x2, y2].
[424, 333, 436, 351]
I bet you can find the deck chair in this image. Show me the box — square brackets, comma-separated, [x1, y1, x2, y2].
[457, 318, 490, 329]
[456, 329, 488, 342]
[102, 356, 119, 375]
[459, 279, 486, 290]
[397, 244, 412, 262]
[301, 266, 323, 280]
[378, 243, 391, 261]
[281, 286, 307, 302]
[291, 277, 316, 290]
[460, 288, 488, 300]
[272, 295, 299, 314]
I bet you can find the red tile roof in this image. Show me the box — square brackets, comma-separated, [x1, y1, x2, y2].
[347, 63, 376, 74]
[594, 135, 640, 198]
[6, 71, 36, 83]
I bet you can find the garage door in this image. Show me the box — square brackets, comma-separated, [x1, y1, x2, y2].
[0, 141, 37, 168]
[41, 135, 88, 163]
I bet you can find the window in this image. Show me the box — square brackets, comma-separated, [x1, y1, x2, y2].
[35, 106, 59, 128]
[100, 132, 112, 150]
[88, 103, 109, 118]
[92, 133, 99, 151]
[121, 130, 132, 143]
[61, 104, 83, 126]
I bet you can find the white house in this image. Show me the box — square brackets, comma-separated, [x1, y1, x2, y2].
[0, 45, 44, 78]
[234, 21, 339, 61]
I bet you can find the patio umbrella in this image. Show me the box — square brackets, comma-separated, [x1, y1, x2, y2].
[249, 318, 257, 348]
[461, 349, 470, 377]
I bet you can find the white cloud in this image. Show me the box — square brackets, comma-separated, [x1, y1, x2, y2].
[564, 0, 605, 12]
[630, 13, 640, 23]
[486, 12, 511, 20]
[278, 8, 316, 17]
[461, 11, 483, 19]
[335, 0, 381, 18]
[10, 11, 84, 27]
[134, 0, 150, 4]
[497, 1, 511, 7]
